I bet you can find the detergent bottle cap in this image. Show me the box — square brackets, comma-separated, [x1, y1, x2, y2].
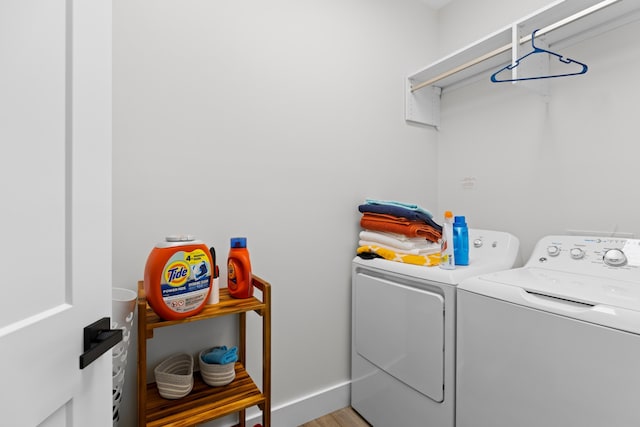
[230, 237, 247, 248]
[156, 234, 203, 248]
[444, 211, 453, 221]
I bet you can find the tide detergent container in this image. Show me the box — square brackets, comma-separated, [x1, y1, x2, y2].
[144, 235, 213, 320]
[227, 237, 253, 299]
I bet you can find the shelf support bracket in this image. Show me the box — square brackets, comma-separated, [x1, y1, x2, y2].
[510, 24, 550, 98]
[405, 79, 441, 129]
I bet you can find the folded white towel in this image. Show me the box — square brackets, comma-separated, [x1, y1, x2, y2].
[361, 230, 428, 243]
[359, 240, 440, 255]
[359, 230, 437, 250]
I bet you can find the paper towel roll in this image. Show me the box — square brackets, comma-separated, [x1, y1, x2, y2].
[207, 277, 220, 305]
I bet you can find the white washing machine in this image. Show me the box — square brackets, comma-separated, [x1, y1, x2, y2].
[351, 229, 520, 427]
[457, 235, 640, 427]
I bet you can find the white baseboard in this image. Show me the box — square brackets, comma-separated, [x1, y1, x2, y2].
[198, 381, 351, 427]
[247, 381, 351, 427]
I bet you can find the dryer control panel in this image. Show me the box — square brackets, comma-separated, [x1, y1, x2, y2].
[528, 235, 640, 279]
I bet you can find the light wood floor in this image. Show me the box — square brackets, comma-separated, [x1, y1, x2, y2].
[299, 407, 371, 427]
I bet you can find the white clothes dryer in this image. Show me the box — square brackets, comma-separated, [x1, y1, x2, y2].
[457, 235, 640, 427]
[351, 229, 520, 427]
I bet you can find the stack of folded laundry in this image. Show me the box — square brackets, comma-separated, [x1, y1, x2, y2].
[356, 199, 442, 266]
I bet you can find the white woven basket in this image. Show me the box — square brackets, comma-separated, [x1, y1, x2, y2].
[198, 349, 236, 387]
[154, 353, 194, 399]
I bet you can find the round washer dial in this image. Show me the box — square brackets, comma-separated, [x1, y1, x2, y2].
[570, 248, 585, 260]
[547, 245, 560, 257]
[603, 248, 627, 267]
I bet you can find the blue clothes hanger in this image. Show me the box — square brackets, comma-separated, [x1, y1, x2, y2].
[490, 29, 588, 82]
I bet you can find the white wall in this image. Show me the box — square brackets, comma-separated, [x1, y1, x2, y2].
[112, 1, 438, 426]
[435, 0, 640, 259]
[435, 0, 551, 55]
[112, 2, 640, 425]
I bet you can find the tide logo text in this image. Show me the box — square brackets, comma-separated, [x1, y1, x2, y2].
[164, 261, 190, 286]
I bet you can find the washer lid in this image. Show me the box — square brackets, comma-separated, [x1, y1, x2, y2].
[460, 267, 640, 334]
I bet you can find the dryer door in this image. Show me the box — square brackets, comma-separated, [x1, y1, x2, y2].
[354, 272, 444, 402]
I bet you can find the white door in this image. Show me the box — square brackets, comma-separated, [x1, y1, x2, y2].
[0, 1, 112, 426]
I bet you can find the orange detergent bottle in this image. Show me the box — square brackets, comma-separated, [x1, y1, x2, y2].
[144, 235, 213, 320]
[227, 237, 253, 299]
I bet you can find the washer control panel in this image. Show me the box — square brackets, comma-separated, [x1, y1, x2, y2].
[529, 235, 640, 279]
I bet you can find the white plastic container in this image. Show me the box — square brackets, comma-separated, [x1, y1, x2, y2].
[440, 211, 455, 269]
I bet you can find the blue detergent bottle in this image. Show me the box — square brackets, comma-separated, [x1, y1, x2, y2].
[453, 216, 469, 265]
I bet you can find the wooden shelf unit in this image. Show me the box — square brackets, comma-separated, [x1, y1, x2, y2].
[137, 275, 271, 427]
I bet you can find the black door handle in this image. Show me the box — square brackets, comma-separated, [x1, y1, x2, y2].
[79, 317, 123, 369]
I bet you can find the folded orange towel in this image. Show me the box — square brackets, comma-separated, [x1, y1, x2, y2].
[360, 213, 441, 242]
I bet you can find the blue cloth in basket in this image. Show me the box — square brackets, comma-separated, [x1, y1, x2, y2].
[202, 345, 238, 364]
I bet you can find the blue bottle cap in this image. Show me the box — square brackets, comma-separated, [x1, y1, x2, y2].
[230, 237, 247, 248]
[454, 216, 467, 225]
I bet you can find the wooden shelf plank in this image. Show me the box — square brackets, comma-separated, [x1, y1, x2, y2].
[144, 289, 264, 326]
[145, 365, 264, 427]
